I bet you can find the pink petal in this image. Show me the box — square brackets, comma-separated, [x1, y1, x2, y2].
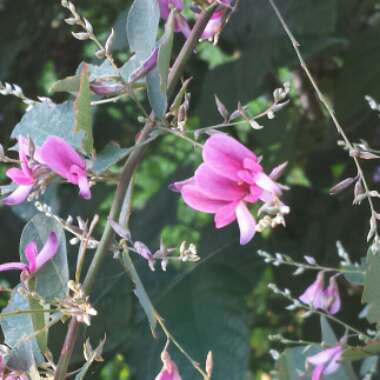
[307, 346, 341, 366]
[254, 172, 281, 196]
[25, 241, 38, 273]
[195, 163, 246, 201]
[77, 174, 92, 200]
[214, 202, 238, 228]
[244, 185, 262, 203]
[155, 352, 182, 380]
[181, 185, 229, 213]
[128, 48, 158, 83]
[311, 365, 324, 380]
[323, 349, 342, 375]
[38, 136, 86, 182]
[201, 10, 225, 40]
[299, 272, 325, 309]
[235, 201, 256, 245]
[203, 134, 257, 181]
[0, 262, 27, 273]
[169, 177, 194, 192]
[175, 14, 191, 37]
[6, 168, 34, 185]
[324, 277, 341, 315]
[35, 232, 59, 272]
[3, 185, 33, 205]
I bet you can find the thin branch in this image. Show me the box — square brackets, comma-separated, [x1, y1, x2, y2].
[267, 0, 378, 241]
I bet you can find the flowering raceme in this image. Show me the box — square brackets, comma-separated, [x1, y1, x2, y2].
[0, 231, 58, 278]
[306, 344, 343, 380]
[299, 272, 341, 315]
[3, 136, 40, 205]
[171, 134, 288, 245]
[37, 136, 91, 199]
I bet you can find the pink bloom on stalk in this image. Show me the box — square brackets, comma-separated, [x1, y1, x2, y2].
[3, 136, 39, 206]
[158, 0, 191, 38]
[299, 272, 341, 315]
[307, 345, 343, 380]
[170, 134, 284, 245]
[0, 232, 58, 278]
[155, 351, 182, 380]
[37, 136, 91, 200]
[201, 0, 232, 40]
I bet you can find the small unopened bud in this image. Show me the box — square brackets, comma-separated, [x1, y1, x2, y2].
[205, 351, 213, 378]
[214, 95, 229, 121]
[64, 17, 77, 25]
[72, 32, 90, 40]
[329, 177, 356, 195]
[105, 28, 115, 55]
[83, 18, 93, 34]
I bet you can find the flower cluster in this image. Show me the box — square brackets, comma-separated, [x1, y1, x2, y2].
[2, 135, 91, 205]
[159, 0, 232, 42]
[171, 134, 288, 245]
[299, 271, 341, 315]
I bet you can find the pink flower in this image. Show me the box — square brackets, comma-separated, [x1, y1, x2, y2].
[0, 232, 58, 278]
[170, 134, 286, 245]
[37, 136, 91, 200]
[158, 0, 191, 38]
[155, 351, 182, 380]
[299, 272, 341, 315]
[307, 345, 343, 380]
[3, 136, 39, 205]
[201, 0, 232, 40]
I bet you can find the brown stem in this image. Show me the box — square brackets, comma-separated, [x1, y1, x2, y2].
[53, 4, 218, 380]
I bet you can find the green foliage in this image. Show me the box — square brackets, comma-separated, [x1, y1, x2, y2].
[91, 142, 132, 174]
[120, 251, 157, 336]
[0, 286, 43, 371]
[362, 243, 380, 325]
[11, 101, 85, 153]
[74, 65, 94, 155]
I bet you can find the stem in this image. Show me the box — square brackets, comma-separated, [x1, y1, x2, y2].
[267, 0, 378, 240]
[54, 6, 218, 380]
[155, 312, 210, 380]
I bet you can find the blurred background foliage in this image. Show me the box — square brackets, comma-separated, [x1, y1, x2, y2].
[1, 0, 380, 379]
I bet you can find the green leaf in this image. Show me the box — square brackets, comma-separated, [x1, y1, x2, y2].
[343, 341, 380, 362]
[19, 214, 69, 302]
[146, 11, 174, 118]
[91, 132, 162, 175]
[11, 101, 86, 154]
[27, 291, 48, 355]
[120, 251, 157, 336]
[126, 0, 159, 59]
[0, 286, 44, 371]
[362, 243, 380, 324]
[74, 65, 94, 155]
[344, 258, 366, 286]
[320, 316, 357, 380]
[276, 346, 319, 380]
[49, 75, 80, 94]
[147, 69, 167, 119]
[91, 142, 132, 175]
[124, 0, 160, 97]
